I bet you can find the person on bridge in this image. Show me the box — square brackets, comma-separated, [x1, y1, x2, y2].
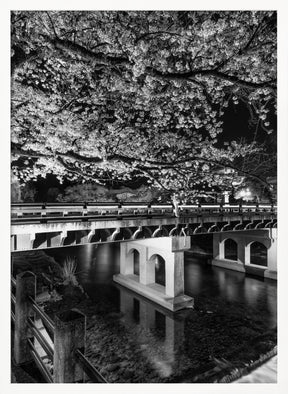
[172, 194, 180, 217]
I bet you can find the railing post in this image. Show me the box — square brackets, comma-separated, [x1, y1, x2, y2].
[53, 309, 86, 383]
[83, 201, 88, 216]
[238, 201, 243, 214]
[14, 271, 36, 365]
[219, 202, 224, 214]
[41, 203, 47, 217]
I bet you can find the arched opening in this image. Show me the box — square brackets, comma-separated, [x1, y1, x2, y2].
[224, 239, 237, 261]
[152, 254, 166, 286]
[250, 242, 267, 266]
[133, 249, 140, 275]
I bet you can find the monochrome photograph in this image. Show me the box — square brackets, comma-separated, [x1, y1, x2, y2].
[10, 7, 278, 385]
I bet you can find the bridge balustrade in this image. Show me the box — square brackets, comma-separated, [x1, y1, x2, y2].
[11, 202, 277, 221]
[11, 272, 108, 383]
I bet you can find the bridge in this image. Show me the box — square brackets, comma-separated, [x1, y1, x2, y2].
[11, 202, 277, 312]
[11, 202, 277, 252]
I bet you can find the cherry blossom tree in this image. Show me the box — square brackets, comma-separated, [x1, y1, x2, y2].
[11, 10, 277, 199]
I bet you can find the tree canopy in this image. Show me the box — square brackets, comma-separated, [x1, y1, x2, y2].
[11, 10, 277, 200]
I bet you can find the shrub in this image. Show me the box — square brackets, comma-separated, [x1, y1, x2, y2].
[61, 256, 79, 286]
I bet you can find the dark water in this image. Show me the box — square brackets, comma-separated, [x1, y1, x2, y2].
[14, 240, 277, 382]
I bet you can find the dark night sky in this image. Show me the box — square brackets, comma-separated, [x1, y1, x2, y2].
[221, 102, 277, 150]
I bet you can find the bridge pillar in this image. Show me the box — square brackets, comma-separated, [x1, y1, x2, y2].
[213, 234, 224, 260]
[212, 233, 245, 272]
[114, 237, 194, 312]
[237, 239, 250, 265]
[140, 255, 155, 286]
[165, 252, 184, 298]
[211, 229, 277, 280]
[265, 228, 277, 280]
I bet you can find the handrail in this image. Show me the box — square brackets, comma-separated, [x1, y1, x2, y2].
[12, 273, 110, 383]
[29, 296, 55, 336]
[27, 338, 53, 383]
[11, 203, 277, 211]
[75, 348, 108, 383]
[11, 276, 16, 287]
[11, 203, 277, 225]
[27, 317, 54, 361]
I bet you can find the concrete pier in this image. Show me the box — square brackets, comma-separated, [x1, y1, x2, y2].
[211, 229, 277, 280]
[114, 236, 194, 312]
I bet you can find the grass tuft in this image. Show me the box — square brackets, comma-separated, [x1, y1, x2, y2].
[61, 256, 79, 286]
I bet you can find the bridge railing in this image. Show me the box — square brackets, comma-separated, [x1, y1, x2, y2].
[11, 272, 108, 383]
[11, 202, 277, 220]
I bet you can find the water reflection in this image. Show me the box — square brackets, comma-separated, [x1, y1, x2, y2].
[41, 241, 277, 382]
[117, 284, 186, 378]
[184, 254, 276, 330]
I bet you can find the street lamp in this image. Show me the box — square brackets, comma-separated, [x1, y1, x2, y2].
[239, 188, 251, 201]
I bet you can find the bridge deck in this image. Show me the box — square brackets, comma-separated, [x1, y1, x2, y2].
[10, 203, 277, 252]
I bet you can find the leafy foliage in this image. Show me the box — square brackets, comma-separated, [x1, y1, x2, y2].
[57, 183, 160, 202]
[11, 11, 277, 199]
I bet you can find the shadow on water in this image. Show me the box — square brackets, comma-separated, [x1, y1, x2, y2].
[13, 239, 277, 382]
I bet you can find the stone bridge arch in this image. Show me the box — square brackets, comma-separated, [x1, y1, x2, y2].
[150, 254, 166, 286]
[223, 238, 238, 261]
[211, 229, 277, 279]
[114, 237, 194, 311]
[248, 241, 268, 267]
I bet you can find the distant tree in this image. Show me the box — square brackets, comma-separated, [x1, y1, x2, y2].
[11, 176, 22, 202]
[46, 187, 61, 202]
[11, 11, 276, 199]
[57, 183, 161, 202]
[11, 176, 37, 202]
[57, 184, 115, 202]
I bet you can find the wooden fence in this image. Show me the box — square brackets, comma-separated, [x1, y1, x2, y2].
[11, 271, 107, 383]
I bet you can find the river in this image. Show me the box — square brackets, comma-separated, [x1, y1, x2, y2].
[12, 238, 277, 383]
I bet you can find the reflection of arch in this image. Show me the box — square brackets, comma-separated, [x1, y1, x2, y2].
[150, 254, 166, 286]
[224, 238, 237, 260]
[250, 241, 267, 266]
